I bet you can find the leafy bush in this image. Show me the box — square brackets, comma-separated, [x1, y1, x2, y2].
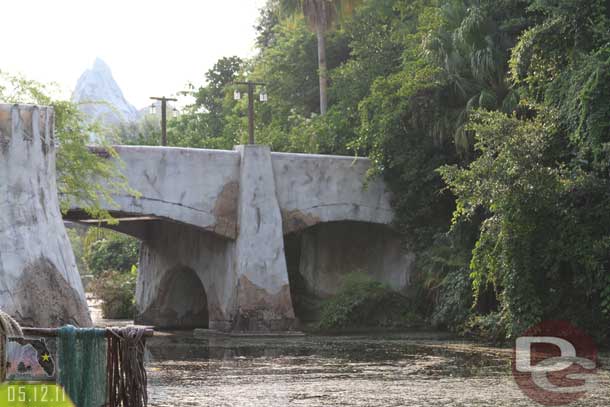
[431, 269, 473, 331]
[85, 230, 139, 276]
[441, 107, 610, 340]
[91, 266, 137, 319]
[317, 273, 418, 331]
[463, 312, 506, 344]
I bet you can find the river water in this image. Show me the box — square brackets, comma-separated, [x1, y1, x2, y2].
[143, 331, 610, 407]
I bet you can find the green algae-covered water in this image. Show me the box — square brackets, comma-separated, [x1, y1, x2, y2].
[144, 332, 610, 406]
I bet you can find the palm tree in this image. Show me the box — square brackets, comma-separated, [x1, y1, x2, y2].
[423, 0, 520, 152]
[280, 0, 359, 114]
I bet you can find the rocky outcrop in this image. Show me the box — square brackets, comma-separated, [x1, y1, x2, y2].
[72, 58, 138, 126]
[0, 104, 91, 327]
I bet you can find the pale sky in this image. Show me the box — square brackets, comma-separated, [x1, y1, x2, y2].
[1, 0, 267, 108]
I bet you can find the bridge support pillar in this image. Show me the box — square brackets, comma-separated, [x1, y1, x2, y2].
[225, 145, 296, 331]
[0, 104, 91, 327]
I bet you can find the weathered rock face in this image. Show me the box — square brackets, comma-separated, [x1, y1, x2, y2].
[0, 104, 91, 327]
[72, 58, 139, 127]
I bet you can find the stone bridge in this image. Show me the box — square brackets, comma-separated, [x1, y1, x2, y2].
[66, 145, 413, 332]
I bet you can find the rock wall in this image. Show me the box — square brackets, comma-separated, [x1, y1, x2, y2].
[0, 104, 91, 327]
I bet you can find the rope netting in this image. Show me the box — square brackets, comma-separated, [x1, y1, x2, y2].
[0, 310, 149, 407]
[107, 327, 148, 407]
[0, 310, 23, 382]
[58, 325, 107, 407]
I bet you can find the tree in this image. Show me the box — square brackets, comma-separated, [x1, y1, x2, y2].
[422, 0, 526, 152]
[279, 0, 360, 114]
[248, 14, 347, 151]
[84, 228, 140, 276]
[115, 114, 161, 146]
[165, 56, 244, 149]
[440, 0, 610, 339]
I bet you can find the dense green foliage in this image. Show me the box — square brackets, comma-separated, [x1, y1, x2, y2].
[91, 267, 137, 320]
[84, 229, 140, 277]
[279, 0, 362, 114]
[83, 228, 139, 319]
[318, 273, 417, 331]
[440, 0, 610, 341]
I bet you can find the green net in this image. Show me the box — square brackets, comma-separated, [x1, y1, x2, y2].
[58, 326, 107, 407]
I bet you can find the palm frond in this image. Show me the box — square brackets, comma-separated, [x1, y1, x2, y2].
[280, 0, 360, 33]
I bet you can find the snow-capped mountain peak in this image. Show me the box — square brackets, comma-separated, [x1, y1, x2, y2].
[72, 58, 138, 125]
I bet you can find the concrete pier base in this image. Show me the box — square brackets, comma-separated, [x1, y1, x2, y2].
[231, 145, 296, 331]
[0, 104, 91, 327]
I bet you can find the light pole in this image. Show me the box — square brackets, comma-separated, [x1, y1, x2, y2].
[149, 96, 178, 146]
[233, 81, 268, 144]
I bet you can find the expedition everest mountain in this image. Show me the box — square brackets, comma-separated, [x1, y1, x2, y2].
[71, 58, 139, 125]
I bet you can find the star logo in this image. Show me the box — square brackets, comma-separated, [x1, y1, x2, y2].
[41, 353, 50, 362]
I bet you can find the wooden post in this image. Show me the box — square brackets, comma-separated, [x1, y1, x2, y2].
[150, 96, 177, 146]
[161, 99, 167, 146]
[248, 83, 255, 145]
[21, 327, 155, 338]
[233, 81, 267, 145]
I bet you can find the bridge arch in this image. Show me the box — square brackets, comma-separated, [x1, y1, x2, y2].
[284, 221, 414, 323]
[135, 265, 209, 329]
[133, 220, 234, 330]
[71, 217, 229, 330]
